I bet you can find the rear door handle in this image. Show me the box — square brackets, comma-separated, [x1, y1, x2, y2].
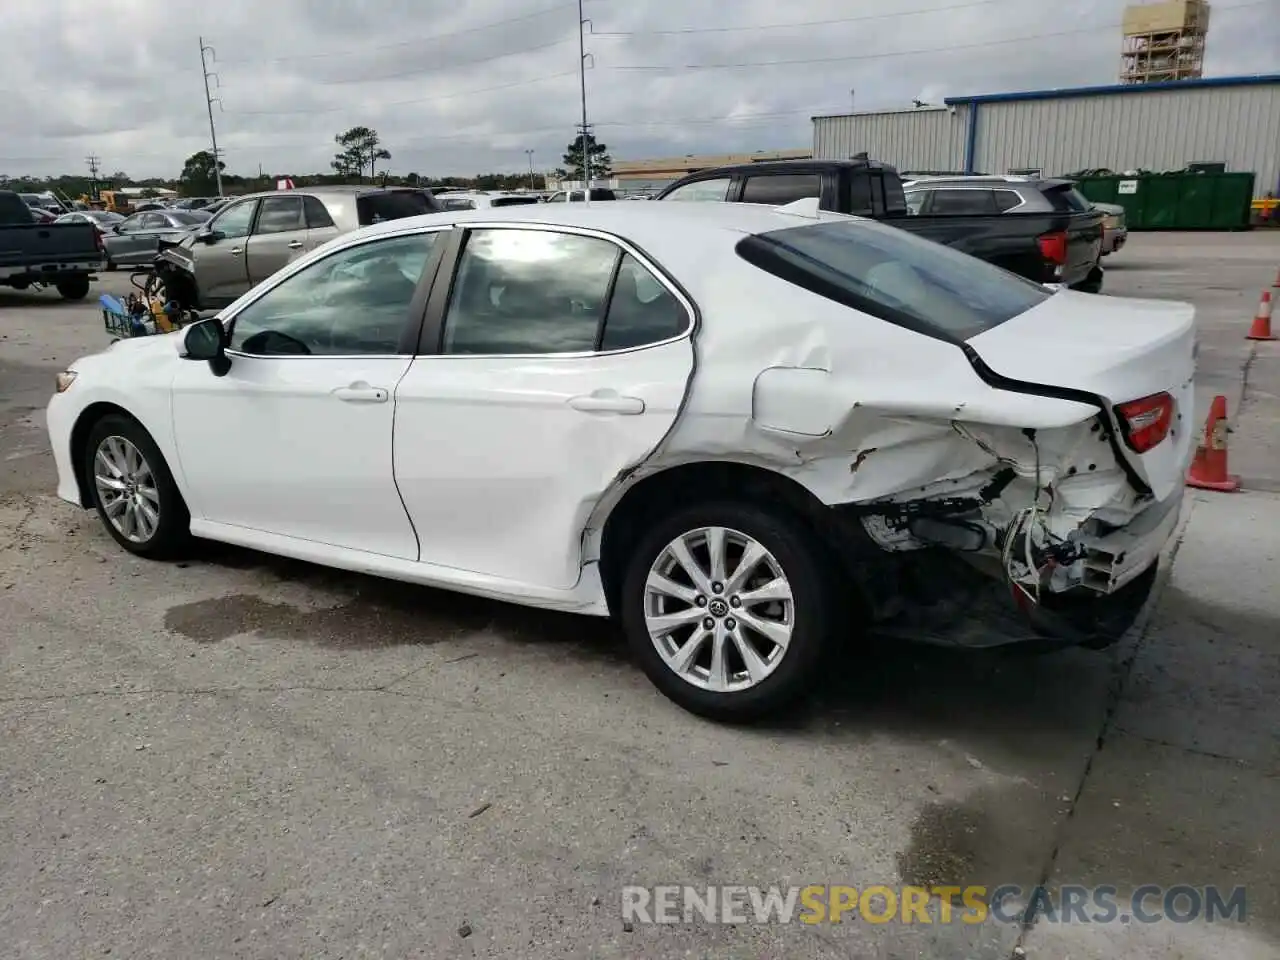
[287, 241, 303, 249]
[332, 382, 388, 403]
[568, 393, 644, 414]
[230, 247, 243, 257]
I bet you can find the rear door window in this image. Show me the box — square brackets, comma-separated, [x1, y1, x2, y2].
[254, 196, 305, 234]
[929, 189, 1000, 215]
[740, 174, 821, 206]
[357, 190, 432, 225]
[737, 218, 1051, 342]
[303, 195, 336, 228]
[660, 178, 732, 202]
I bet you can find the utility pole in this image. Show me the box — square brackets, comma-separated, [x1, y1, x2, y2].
[525, 149, 536, 189]
[85, 154, 101, 200]
[577, 0, 591, 192]
[199, 36, 224, 197]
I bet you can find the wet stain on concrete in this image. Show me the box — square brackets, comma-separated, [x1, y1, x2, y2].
[896, 785, 1063, 894]
[163, 558, 628, 664]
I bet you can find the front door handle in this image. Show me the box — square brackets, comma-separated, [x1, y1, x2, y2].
[230, 247, 243, 257]
[332, 381, 389, 403]
[568, 393, 645, 415]
[287, 241, 304, 249]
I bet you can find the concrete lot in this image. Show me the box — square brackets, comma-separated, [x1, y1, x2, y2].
[1, 235, 1278, 959]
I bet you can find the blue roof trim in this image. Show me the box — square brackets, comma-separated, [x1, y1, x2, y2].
[944, 73, 1280, 105]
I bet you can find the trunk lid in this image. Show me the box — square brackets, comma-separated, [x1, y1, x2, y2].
[967, 290, 1195, 501]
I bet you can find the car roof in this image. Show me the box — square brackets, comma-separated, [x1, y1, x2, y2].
[903, 175, 1065, 189]
[349, 200, 857, 248]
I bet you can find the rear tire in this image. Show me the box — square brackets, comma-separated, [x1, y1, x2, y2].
[106, 258, 118, 272]
[619, 500, 833, 722]
[84, 414, 190, 559]
[56, 276, 91, 300]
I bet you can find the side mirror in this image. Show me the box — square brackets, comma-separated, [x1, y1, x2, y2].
[198, 229, 222, 245]
[182, 318, 231, 376]
[112, 224, 122, 234]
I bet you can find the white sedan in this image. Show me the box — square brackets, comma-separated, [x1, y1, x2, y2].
[46, 202, 1195, 721]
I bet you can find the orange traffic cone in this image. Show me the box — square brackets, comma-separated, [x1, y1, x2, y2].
[1246, 290, 1276, 341]
[1186, 395, 1240, 492]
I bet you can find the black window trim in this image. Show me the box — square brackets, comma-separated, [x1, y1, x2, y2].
[416, 222, 698, 358]
[218, 225, 454, 359]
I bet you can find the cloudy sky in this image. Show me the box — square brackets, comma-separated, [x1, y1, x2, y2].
[2, 0, 1277, 180]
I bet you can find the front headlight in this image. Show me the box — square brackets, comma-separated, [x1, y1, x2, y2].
[54, 370, 78, 393]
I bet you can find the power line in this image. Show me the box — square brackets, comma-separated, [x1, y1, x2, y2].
[292, 37, 572, 88]
[588, 0, 1011, 37]
[0, 107, 855, 164]
[603, 4, 1276, 72]
[226, 69, 579, 116]
[214, 1, 575, 64]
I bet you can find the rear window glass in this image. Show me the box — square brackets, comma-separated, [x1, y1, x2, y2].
[741, 174, 820, 206]
[357, 190, 433, 225]
[737, 219, 1052, 342]
[1044, 184, 1092, 212]
[491, 196, 540, 207]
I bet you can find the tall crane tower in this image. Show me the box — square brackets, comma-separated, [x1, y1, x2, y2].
[1120, 1, 1211, 84]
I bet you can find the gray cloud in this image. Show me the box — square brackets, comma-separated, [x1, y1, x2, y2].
[1, 0, 1276, 178]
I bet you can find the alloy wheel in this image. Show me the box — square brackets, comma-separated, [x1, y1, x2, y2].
[93, 435, 161, 543]
[643, 526, 795, 693]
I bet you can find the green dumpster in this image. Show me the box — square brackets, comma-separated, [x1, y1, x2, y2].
[1071, 172, 1256, 230]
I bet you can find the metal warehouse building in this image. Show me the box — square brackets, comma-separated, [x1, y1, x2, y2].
[813, 74, 1280, 198]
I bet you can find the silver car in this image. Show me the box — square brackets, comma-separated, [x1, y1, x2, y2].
[102, 210, 211, 270]
[1093, 202, 1129, 255]
[155, 185, 442, 310]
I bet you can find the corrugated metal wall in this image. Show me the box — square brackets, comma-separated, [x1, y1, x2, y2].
[812, 107, 969, 171]
[972, 85, 1280, 197]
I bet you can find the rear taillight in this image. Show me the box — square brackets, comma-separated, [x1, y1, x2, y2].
[1037, 231, 1068, 266]
[1115, 392, 1175, 453]
[94, 228, 104, 251]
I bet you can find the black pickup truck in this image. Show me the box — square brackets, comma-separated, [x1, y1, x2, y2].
[0, 189, 103, 300]
[654, 160, 1105, 292]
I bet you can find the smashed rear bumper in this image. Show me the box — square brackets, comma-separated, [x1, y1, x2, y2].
[1073, 489, 1182, 595]
[851, 490, 1182, 652]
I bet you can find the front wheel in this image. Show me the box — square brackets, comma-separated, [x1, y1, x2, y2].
[620, 501, 834, 722]
[84, 414, 190, 558]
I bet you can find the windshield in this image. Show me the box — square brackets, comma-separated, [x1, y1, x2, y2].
[738, 218, 1052, 342]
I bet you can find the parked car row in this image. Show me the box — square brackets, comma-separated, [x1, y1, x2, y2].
[0, 189, 102, 299]
[654, 160, 1107, 292]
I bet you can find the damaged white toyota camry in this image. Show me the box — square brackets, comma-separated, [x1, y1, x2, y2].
[46, 202, 1194, 720]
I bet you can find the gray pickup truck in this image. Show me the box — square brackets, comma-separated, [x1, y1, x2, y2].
[0, 190, 103, 300]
